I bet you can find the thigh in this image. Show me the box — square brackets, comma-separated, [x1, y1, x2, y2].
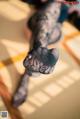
[47, 23, 62, 45]
[28, 11, 42, 31]
[28, 13, 38, 30]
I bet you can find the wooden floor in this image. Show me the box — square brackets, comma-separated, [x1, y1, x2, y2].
[0, 0, 80, 119]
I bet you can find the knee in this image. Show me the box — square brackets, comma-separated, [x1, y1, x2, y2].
[50, 48, 59, 61]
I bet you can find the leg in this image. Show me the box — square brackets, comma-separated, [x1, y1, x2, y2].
[49, 48, 59, 73]
[50, 48, 59, 61]
[23, 47, 59, 75]
[39, 48, 59, 74]
[12, 70, 29, 107]
[28, 12, 39, 31]
[47, 23, 62, 45]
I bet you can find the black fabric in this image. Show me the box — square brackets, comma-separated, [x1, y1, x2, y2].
[68, 11, 80, 30]
[23, 47, 58, 74]
[21, 0, 51, 9]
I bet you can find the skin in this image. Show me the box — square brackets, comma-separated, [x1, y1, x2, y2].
[12, 0, 63, 107]
[68, 7, 80, 16]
